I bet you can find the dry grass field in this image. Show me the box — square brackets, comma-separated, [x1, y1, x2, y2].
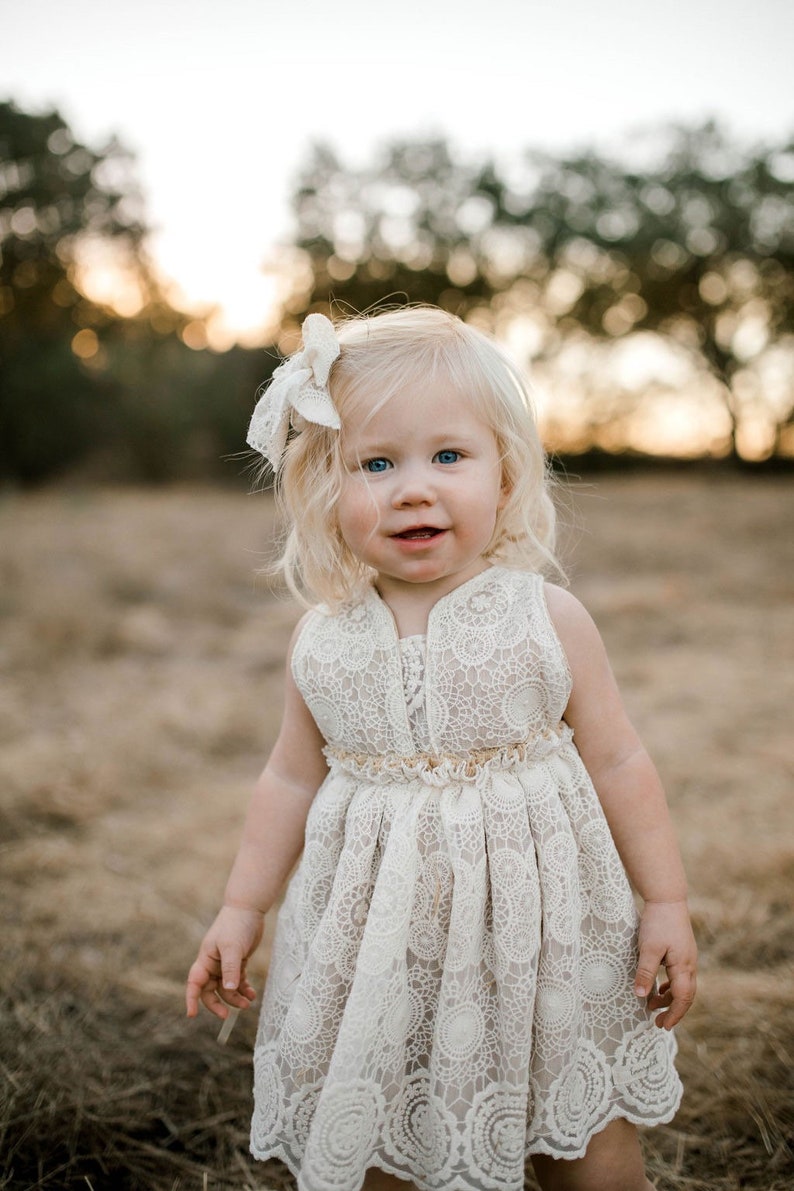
[1, 473, 792, 1190]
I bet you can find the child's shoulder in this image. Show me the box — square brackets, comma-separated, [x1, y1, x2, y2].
[542, 581, 589, 624]
[542, 582, 609, 674]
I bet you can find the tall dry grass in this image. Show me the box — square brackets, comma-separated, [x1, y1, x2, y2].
[1, 475, 792, 1190]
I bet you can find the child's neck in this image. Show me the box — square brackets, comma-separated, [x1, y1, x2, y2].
[382, 593, 434, 639]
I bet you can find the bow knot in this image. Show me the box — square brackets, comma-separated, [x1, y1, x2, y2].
[247, 313, 341, 469]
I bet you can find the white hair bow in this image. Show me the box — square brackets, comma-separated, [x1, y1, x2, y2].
[247, 313, 341, 469]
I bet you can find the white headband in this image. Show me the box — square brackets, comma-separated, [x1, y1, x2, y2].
[246, 313, 341, 470]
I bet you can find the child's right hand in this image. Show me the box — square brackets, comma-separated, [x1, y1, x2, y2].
[185, 905, 265, 1020]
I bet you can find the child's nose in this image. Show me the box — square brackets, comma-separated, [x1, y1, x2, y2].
[391, 464, 436, 507]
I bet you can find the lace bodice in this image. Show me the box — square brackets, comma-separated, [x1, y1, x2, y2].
[291, 567, 572, 759]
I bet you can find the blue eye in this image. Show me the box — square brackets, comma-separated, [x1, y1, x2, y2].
[434, 450, 460, 465]
[364, 457, 391, 473]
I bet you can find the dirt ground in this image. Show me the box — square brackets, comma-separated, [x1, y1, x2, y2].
[1, 472, 792, 1190]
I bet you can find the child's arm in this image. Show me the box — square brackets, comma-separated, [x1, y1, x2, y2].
[545, 583, 697, 1030]
[185, 618, 329, 1021]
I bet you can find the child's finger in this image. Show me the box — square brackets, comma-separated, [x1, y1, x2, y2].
[185, 958, 214, 1017]
[220, 948, 244, 994]
[654, 967, 697, 1030]
[215, 984, 256, 1012]
[633, 946, 663, 998]
[185, 984, 200, 1018]
[645, 977, 671, 1005]
[199, 985, 232, 1020]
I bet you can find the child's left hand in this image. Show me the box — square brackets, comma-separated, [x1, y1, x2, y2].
[634, 899, 697, 1029]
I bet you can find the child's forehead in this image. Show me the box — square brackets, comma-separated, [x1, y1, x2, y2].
[340, 384, 497, 453]
[342, 371, 483, 424]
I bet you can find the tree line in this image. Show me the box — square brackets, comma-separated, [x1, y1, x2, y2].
[288, 127, 794, 461]
[1, 100, 792, 483]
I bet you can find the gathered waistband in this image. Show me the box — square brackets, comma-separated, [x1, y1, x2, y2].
[324, 723, 573, 786]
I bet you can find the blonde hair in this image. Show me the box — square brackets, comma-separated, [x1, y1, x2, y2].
[272, 306, 562, 607]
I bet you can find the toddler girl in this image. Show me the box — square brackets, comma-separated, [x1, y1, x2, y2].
[186, 307, 697, 1191]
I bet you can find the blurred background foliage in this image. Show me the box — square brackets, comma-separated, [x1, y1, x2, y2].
[1, 99, 793, 483]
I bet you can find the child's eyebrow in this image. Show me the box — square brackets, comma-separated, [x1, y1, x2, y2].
[426, 433, 482, 451]
[342, 440, 388, 459]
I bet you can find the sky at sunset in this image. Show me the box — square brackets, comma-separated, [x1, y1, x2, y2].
[3, 0, 793, 347]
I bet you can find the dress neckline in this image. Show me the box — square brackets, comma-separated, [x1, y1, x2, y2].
[369, 565, 502, 641]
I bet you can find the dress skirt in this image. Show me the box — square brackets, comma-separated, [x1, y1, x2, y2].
[250, 732, 682, 1191]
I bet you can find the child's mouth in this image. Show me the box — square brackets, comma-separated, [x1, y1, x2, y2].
[393, 528, 444, 540]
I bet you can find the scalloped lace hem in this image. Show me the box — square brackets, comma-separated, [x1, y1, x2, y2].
[250, 1090, 684, 1189]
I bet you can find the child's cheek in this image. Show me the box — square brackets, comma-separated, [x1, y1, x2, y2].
[336, 483, 381, 554]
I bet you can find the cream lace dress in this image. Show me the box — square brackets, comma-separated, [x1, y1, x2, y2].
[250, 567, 681, 1190]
